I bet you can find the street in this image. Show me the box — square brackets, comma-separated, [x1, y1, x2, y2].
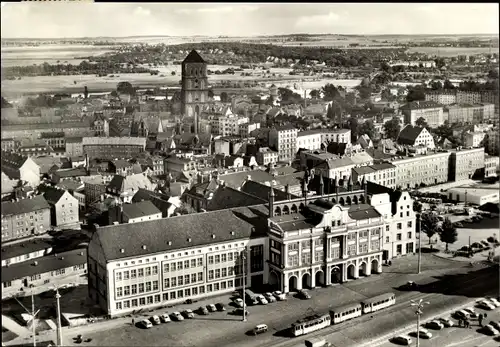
[13, 254, 497, 347]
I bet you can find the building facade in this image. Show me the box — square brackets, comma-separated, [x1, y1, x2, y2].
[464, 132, 486, 148]
[1, 151, 41, 188]
[484, 155, 499, 177]
[82, 137, 146, 160]
[392, 151, 451, 189]
[296, 131, 323, 151]
[401, 101, 444, 128]
[449, 147, 485, 181]
[1, 196, 51, 242]
[268, 125, 298, 162]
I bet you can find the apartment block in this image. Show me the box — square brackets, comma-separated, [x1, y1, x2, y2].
[1, 196, 51, 242]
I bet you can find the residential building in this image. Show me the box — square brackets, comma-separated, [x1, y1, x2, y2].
[256, 147, 279, 166]
[1, 196, 51, 242]
[106, 174, 156, 203]
[239, 122, 260, 138]
[444, 103, 495, 124]
[484, 155, 499, 177]
[351, 163, 397, 189]
[426, 90, 498, 112]
[1, 151, 41, 187]
[321, 129, 351, 145]
[131, 189, 176, 218]
[487, 127, 499, 155]
[268, 125, 298, 162]
[464, 132, 486, 148]
[164, 157, 198, 173]
[87, 206, 268, 317]
[2, 249, 87, 300]
[40, 132, 66, 150]
[43, 187, 80, 228]
[401, 101, 443, 128]
[92, 112, 110, 136]
[1, 121, 93, 141]
[147, 156, 164, 177]
[392, 151, 451, 189]
[449, 147, 485, 181]
[84, 176, 108, 206]
[82, 137, 146, 160]
[218, 112, 249, 137]
[1, 138, 19, 152]
[397, 125, 436, 149]
[424, 90, 457, 105]
[296, 130, 323, 151]
[65, 137, 84, 157]
[367, 183, 416, 260]
[17, 139, 56, 157]
[1, 239, 53, 268]
[110, 160, 134, 176]
[122, 201, 162, 223]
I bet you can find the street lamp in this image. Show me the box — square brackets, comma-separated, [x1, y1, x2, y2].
[417, 214, 422, 274]
[410, 299, 429, 347]
[241, 248, 247, 322]
[13, 285, 39, 347]
[53, 286, 64, 347]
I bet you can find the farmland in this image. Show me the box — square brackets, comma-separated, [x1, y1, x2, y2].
[407, 46, 499, 56]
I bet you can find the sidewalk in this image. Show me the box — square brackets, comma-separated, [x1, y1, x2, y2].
[433, 245, 499, 263]
[1, 315, 31, 338]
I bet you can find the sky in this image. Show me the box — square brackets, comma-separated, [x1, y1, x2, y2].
[1, 3, 499, 39]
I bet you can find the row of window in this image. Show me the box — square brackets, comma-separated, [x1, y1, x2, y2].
[163, 258, 203, 272]
[115, 266, 159, 281]
[164, 272, 203, 288]
[115, 279, 240, 311]
[116, 281, 159, 297]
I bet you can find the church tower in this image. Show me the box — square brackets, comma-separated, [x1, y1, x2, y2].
[181, 50, 209, 134]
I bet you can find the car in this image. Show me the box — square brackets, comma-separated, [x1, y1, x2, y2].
[414, 328, 432, 339]
[477, 300, 496, 310]
[215, 303, 226, 311]
[206, 304, 217, 312]
[453, 310, 469, 320]
[252, 324, 268, 336]
[233, 298, 244, 308]
[160, 313, 171, 323]
[139, 319, 153, 329]
[437, 317, 454, 327]
[149, 315, 161, 325]
[264, 292, 277, 303]
[463, 308, 478, 318]
[198, 306, 209, 315]
[471, 242, 484, 249]
[182, 309, 194, 319]
[256, 294, 268, 305]
[480, 240, 490, 247]
[483, 324, 500, 336]
[488, 298, 500, 307]
[390, 335, 412, 346]
[273, 291, 287, 301]
[425, 320, 444, 330]
[401, 281, 418, 290]
[490, 321, 500, 331]
[171, 311, 184, 321]
[230, 308, 249, 316]
[453, 222, 464, 228]
[297, 289, 311, 300]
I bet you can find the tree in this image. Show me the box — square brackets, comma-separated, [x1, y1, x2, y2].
[383, 117, 401, 140]
[117, 81, 135, 95]
[322, 84, 341, 101]
[208, 89, 214, 99]
[413, 201, 423, 213]
[415, 117, 428, 128]
[309, 89, 320, 99]
[438, 218, 458, 252]
[443, 80, 455, 90]
[430, 80, 443, 90]
[406, 87, 426, 102]
[171, 71, 176, 76]
[421, 213, 440, 245]
[174, 201, 197, 216]
[380, 88, 392, 101]
[220, 92, 229, 103]
[359, 120, 377, 140]
[488, 69, 499, 79]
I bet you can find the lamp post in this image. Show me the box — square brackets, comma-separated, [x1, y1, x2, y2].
[13, 285, 39, 347]
[417, 213, 422, 274]
[410, 299, 429, 347]
[55, 288, 63, 347]
[242, 248, 247, 322]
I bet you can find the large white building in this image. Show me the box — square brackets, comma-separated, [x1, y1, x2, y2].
[268, 124, 298, 162]
[401, 101, 444, 128]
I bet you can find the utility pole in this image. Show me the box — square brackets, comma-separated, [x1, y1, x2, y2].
[55, 289, 63, 347]
[417, 213, 422, 274]
[242, 248, 247, 322]
[410, 299, 429, 347]
[13, 285, 40, 347]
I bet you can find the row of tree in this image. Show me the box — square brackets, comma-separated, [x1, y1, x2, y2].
[419, 212, 458, 252]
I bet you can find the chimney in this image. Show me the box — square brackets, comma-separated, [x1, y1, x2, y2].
[142, 245, 147, 250]
[268, 188, 275, 218]
[211, 234, 216, 239]
[319, 174, 324, 196]
[285, 184, 291, 200]
[120, 248, 125, 253]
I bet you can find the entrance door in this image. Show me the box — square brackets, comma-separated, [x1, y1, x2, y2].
[396, 244, 402, 255]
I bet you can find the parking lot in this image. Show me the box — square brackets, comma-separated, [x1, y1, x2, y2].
[377, 298, 500, 347]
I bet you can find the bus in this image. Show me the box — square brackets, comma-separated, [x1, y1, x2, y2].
[291, 314, 331, 337]
[245, 289, 259, 305]
[361, 292, 396, 314]
[329, 303, 363, 324]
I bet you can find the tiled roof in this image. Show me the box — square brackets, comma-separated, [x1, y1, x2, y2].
[241, 180, 296, 201]
[347, 204, 381, 220]
[183, 50, 206, 64]
[2, 248, 87, 282]
[1, 150, 28, 170]
[122, 200, 161, 219]
[56, 179, 84, 192]
[112, 159, 132, 169]
[42, 187, 67, 204]
[218, 170, 275, 189]
[1, 239, 52, 260]
[353, 166, 376, 175]
[274, 124, 297, 131]
[1, 195, 50, 217]
[401, 100, 442, 110]
[206, 186, 266, 211]
[107, 173, 154, 193]
[91, 205, 269, 261]
[397, 125, 425, 145]
[82, 137, 146, 147]
[53, 167, 88, 179]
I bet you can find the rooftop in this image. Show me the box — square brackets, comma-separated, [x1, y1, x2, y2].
[347, 204, 381, 220]
[122, 200, 162, 220]
[1, 195, 50, 217]
[2, 239, 53, 260]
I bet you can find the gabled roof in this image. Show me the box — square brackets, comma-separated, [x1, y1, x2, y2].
[90, 205, 269, 261]
[1, 195, 50, 217]
[241, 180, 296, 201]
[122, 200, 162, 220]
[183, 50, 205, 64]
[218, 170, 275, 189]
[1, 150, 29, 170]
[1, 239, 52, 260]
[206, 186, 266, 211]
[42, 187, 67, 204]
[347, 204, 381, 220]
[107, 173, 154, 193]
[397, 125, 426, 145]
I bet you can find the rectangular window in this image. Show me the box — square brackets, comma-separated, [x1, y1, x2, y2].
[145, 282, 152, 292]
[215, 269, 221, 278]
[214, 282, 220, 291]
[221, 254, 227, 262]
[131, 284, 137, 295]
[131, 299, 138, 307]
[116, 287, 123, 297]
[177, 290, 183, 298]
[124, 286, 130, 296]
[228, 267, 234, 276]
[170, 292, 176, 300]
[115, 272, 122, 281]
[331, 247, 340, 259]
[147, 296, 153, 304]
[140, 297, 146, 306]
[164, 278, 170, 288]
[407, 232, 412, 239]
[228, 253, 233, 261]
[386, 236, 390, 243]
[215, 255, 220, 263]
[191, 259, 196, 268]
[371, 240, 380, 250]
[348, 245, 356, 256]
[191, 273, 196, 283]
[123, 271, 130, 280]
[221, 268, 227, 277]
[199, 286, 205, 294]
[145, 267, 151, 276]
[198, 272, 203, 281]
[192, 287, 198, 296]
[407, 221, 412, 228]
[153, 280, 159, 291]
[138, 268, 144, 277]
[397, 223, 402, 230]
[171, 278, 176, 287]
[178, 276, 183, 286]
[209, 270, 214, 280]
[131, 269, 137, 279]
[184, 260, 189, 269]
[139, 283, 144, 293]
[152, 266, 158, 275]
[185, 288, 191, 297]
[208, 256, 214, 264]
[386, 225, 390, 232]
[301, 240, 309, 249]
[154, 294, 161, 303]
[207, 284, 213, 292]
[184, 275, 190, 285]
[177, 261, 183, 270]
[197, 258, 203, 266]
[116, 302, 122, 310]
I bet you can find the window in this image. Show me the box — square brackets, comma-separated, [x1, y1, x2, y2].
[215, 269, 221, 278]
[131, 284, 137, 295]
[139, 283, 145, 293]
[177, 261, 183, 270]
[192, 287, 198, 296]
[164, 278, 170, 288]
[301, 252, 311, 265]
[170, 292, 176, 300]
[214, 283, 220, 291]
[131, 269, 137, 279]
[397, 233, 402, 241]
[145, 267, 151, 276]
[348, 245, 356, 256]
[116, 287, 123, 297]
[386, 225, 390, 232]
[221, 254, 227, 262]
[228, 252, 233, 261]
[171, 277, 177, 287]
[124, 286, 130, 296]
[331, 247, 340, 259]
[407, 232, 412, 239]
[140, 297, 146, 306]
[190, 259, 196, 268]
[184, 260, 189, 269]
[288, 254, 299, 267]
[215, 255, 220, 263]
[154, 295, 161, 303]
[371, 240, 380, 250]
[407, 221, 412, 228]
[178, 276, 183, 286]
[123, 271, 130, 280]
[184, 275, 190, 285]
[199, 286, 205, 294]
[131, 299, 138, 307]
[153, 280, 159, 290]
[197, 258, 203, 266]
[314, 250, 324, 262]
[209, 270, 214, 280]
[208, 256, 214, 264]
[198, 272, 203, 281]
[301, 240, 309, 249]
[138, 268, 144, 277]
[185, 288, 191, 297]
[171, 263, 176, 271]
[163, 264, 169, 273]
[207, 284, 213, 292]
[152, 266, 158, 274]
[116, 302, 122, 310]
[397, 223, 402, 230]
[147, 296, 153, 304]
[221, 268, 227, 277]
[386, 236, 390, 243]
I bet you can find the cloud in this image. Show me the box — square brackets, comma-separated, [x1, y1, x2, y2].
[175, 4, 258, 15]
[134, 6, 151, 16]
[295, 12, 340, 29]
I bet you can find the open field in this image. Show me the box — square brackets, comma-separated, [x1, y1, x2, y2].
[1, 45, 113, 67]
[407, 46, 499, 56]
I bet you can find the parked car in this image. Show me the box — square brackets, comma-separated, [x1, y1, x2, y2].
[256, 294, 268, 305]
[206, 304, 217, 312]
[453, 310, 469, 320]
[273, 291, 287, 301]
[233, 298, 244, 308]
[477, 300, 496, 310]
[231, 308, 249, 316]
[182, 309, 195, 319]
[453, 222, 463, 228]
[413, 328, 432, 339]
[490, 321, 500, 331]
[401, 281, 418, 290]
[297, 289, 311, 300]
[471, 242, 484, 249]
[139, 319, 153, 329]
[264, 292, 277, 303]
[160, 313, 171, 323]
[252, 324, 268, 336]
[198, 306, 209, 315]
[488, 298, 500, 307]
[425, 320, 444, 330]
[437, 317, 454, 327]
[149, 315, 161, 325]
[480, 240, 490, 247]
[463, 308, 478, 318]
[215, 303, 226, 311]
[171, 311, 184, 321]
[483, 324, 500, 336]
[391, 335, 412, 345]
